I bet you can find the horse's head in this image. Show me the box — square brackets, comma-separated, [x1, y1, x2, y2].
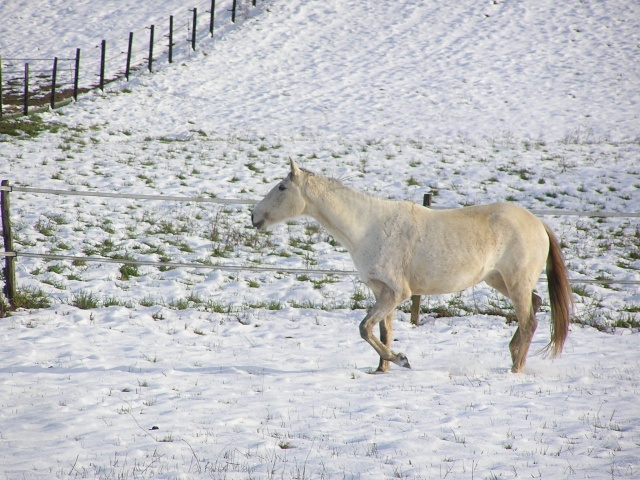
[251, 159, 307, 230]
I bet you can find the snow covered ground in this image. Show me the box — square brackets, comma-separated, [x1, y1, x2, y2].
[1, 0, 639, 478]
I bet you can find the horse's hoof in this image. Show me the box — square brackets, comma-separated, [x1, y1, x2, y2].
[395, 353, 411, 369]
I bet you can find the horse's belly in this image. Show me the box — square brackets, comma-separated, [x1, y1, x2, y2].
[410, 271, 484, 296]
[408, 253, 491, 295]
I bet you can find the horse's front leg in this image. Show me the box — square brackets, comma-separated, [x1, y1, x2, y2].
[359, 285, 410, 370]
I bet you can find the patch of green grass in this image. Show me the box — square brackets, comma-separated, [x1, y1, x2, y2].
[34, 219, 57, 237]
[351, 286, 372, 310]
[70, 290, 100, 309]
[612, 314, 640, 329]
[103, 296, 134, 308]
[203, 300, 234, 314]
[572, 284, 591, 298]
[13, 286, 52, 309]
[97, 238, 116, 255]
[248, 300, 283, 311]
[0, 115, 61, 138]
[42, 278, 66, 289]
[113, 256, 140, 281]
[407, 176, 420, 186]
[46, 264, 65, 274]
[139, 295, 159, 307]
[288, 299, 317, 309]
[311, 275, 339, 290]
[167, 298, 191, 310]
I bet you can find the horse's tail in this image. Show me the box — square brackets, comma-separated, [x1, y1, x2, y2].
[542, 223, 574, 358]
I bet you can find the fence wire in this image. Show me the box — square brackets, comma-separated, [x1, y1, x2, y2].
[3, 185, 256, 205]
[1, 183, 639, 286]
[2, 185, 639, 218]
[0, 251, 637, 286]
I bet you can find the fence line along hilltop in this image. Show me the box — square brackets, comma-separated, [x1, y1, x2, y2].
[0, 0, 261, 119]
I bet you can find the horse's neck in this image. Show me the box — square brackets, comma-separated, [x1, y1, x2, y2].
[302, 178, 379, 252]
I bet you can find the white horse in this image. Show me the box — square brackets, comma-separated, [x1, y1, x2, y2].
[252, 159, 573, 373]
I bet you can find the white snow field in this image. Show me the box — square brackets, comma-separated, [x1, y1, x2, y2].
[1, 0, 639, 479]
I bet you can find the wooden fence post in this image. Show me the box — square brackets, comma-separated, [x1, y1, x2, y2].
[50, 57, 58, 109]
[0, 55, 4, 119]
[99, 40, 106, 91]
[168, 16, 174, 63]
[126, 32, 134, 80]
[410, 193, 432, 325]
[73, 48, 80, 101]
[23, 63, 29, 115]
[148, 25, 155, 72]
[1, 180, 16, 310]
[210, 0, 216, 37]
[232, 0, 237, 23]
[191, 8, 198, 50]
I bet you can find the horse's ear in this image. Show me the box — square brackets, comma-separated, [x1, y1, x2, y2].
[290, 158, 301, 179]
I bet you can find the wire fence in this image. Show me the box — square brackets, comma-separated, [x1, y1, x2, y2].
[5, 185, 640, 217]
[0, 0, 260, 118]
[0, 251, 638, 286]
[1, 183, 639, 289]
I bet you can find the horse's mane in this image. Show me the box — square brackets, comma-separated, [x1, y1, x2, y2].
[300, 167, 381, 203]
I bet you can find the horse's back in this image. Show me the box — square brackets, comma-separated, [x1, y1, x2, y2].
[407, 202, 548, 294]
[422, 202, 546, 244]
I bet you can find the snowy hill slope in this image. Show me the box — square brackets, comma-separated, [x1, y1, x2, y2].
[55, 0, 640, 141]
[1, 1, 639, 479]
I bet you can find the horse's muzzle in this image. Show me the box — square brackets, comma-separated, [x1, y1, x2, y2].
[251, 213, 265, 230]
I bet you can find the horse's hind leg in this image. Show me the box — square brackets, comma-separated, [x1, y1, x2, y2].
[532, 292, 542, 314]
[377, 312, 394, 372]
[499, 278, 540, 373]
[485, 272, 539, 373]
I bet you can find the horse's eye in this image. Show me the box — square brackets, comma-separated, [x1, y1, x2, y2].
[279, 185, 286, 191]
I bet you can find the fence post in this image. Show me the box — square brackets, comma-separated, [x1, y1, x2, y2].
[23, 63, 29, 115]
[410, 193, 432, 326]
[0, 55, 3, 119]
[1, 180, 16, 310]
[168, 16, 174, 63]
[232, 0, 237, 23]
[73, 48, 80, 101]
[191, 8, 198, 50]
[148, 25, 155, 72]
[126, 32, 134, 80]
[50, 57, 58, 109]
[210, 0, 216, 37]
[99, 40, 106, 91]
